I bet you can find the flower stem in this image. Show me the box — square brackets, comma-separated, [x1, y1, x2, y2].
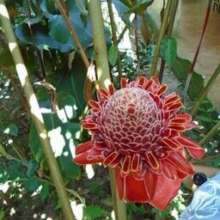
[88, 1, 127, 219]
[150, 0, 172, 76]
[191, 64, 220, 117]
[0, 1, 75, 219]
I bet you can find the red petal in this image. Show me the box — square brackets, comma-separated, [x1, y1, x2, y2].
[103, 151, 120, 167]
[75, 141, 92, 155]
[157, 84, 167, 96]
[144, 79, 153, 90]
[131, 154, 140, 172]
[115, 168, 149, 202]
[97, 88, 109, 100]
[164, 93, 180, 105]
[137, 76, 146, 87]
[122, 156, 131, 174]
[108, 84, 115, 95]
[149, 175, 182, 210]
[169, 123, 185, 131]
[165, 153, 194, 175]
[175, 136, 205, 159]
[88, 100, 100, 111]
[120, 77, 128, 88]
[166, 101, 182, 110]
[144, 171, 157, 199]
[145, 152, 160, 171]
[162, 161, 178, 180]
[160, 138, 181, 150]
[74, 148, 104, 165]
[82, 122, 99, 131]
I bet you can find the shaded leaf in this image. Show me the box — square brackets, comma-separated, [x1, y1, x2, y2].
[108, 44, 118, 66]
[160, 37, 177, 67]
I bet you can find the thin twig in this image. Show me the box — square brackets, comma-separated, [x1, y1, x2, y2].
[183, 0, 213, 97]
[107, 0, 122, 78]
[0, 2, 76, 219]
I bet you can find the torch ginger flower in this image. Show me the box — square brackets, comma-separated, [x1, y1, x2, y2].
[74, 76, 205, 210]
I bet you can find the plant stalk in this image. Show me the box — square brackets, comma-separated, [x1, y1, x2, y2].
[159, 0, 179, 82]
[0, 2, 75, 219]
[107, 0, 122, 78]
[150, 0, 172, 76]
[200, 121, 220, 146]
[87, 1, 127, 219]
[191, 64, 220, 117]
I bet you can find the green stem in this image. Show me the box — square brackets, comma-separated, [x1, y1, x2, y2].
[191, 64, 220, 117]
[0, 2, 75, 219]
[107, 0, 122, 78]
[88, 1, 127, 219]
[199, 120, 220, 146]
[150, 0, 172, 76]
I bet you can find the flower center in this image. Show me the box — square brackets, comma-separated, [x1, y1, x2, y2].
[99, 87, 162, 152]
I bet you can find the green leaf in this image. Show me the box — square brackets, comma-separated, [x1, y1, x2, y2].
[108, 44, 118, 66]
[83, 205, 105, 220]
[39, 182, 50, 201]
[29, 123, 43, 162]
[3, 123, 18, 136]
[49, 15, 70, 43]
[24, 177, 40, 192]
[188, 73, 204, 100]
[129, 0, 153, 14]
[58, 154, 81, 180]
[75, 0, 88, 16]
[160, 37, 177, 67]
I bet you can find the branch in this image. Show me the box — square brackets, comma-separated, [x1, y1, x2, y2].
[88, 0, 127, 219]
[0, 1, 76, 219]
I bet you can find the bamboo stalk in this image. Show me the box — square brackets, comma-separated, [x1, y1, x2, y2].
[107, 0, 122, 78]
[191, 64, 220, 117]
[87, 1, 127, 219]
[150, 0, 172, 76]
[0, 1, 75, 219]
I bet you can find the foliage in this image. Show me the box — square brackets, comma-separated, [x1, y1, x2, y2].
[0, 0, 220, 219]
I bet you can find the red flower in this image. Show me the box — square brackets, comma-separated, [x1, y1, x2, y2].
[74, 76, 205, 209]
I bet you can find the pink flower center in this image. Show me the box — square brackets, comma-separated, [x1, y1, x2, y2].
[99, 87, 163, 153]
